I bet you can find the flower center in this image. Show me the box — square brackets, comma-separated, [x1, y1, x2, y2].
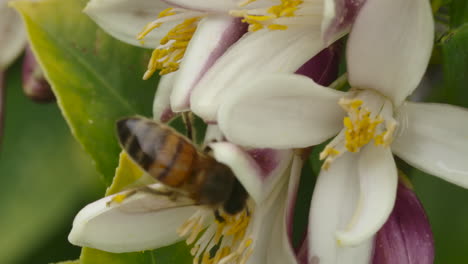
[230, 0, 323, 32]
[178, 206, 254, 264]
[138, 8, 205, 79]
[320, 90, 398, 169]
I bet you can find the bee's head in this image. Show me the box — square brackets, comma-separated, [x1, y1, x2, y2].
[198, 162, 236, 207]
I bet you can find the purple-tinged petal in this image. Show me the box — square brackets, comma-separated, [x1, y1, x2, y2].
[22, 46, 54, 103]
[210, 142, 292, 204]
[296, 236, 309, 264]
[153, 72, 176, 122]
[170, 16, 246, 112]
[191, 26, 332, 122]
[296, 43, 341, 86]
[322, 0, 366, 43]
[373, 184, 434, 264]
[347, 0, 434, 106]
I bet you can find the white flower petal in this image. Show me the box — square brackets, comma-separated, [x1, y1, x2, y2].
[309, 154, 373, 264]
[267, 188, 297, 264]
[191, 26, 329, 122]
[203, 124, 225, 144]
[246, 184, 288, 264]
[68, 183, 198, 253]
[393, 102, 468, 188]
[170, 16, 246, 112]
[153, 72, 176, 122]
[218, 74, 345, 148]
[162, 0, 239, 12]
[210, 142, 292, 204]
[0, 4, 27, 69]
[347, 0, 434, 105]
[336, 145, 397, 246]
[84, 0, 173, 48]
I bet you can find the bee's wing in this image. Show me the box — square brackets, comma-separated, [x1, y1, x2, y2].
[108, 183, 198, 214]
[116, 116, 214, 183]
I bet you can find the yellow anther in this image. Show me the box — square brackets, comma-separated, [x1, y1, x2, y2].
[321, 147, 340, 159]
[245, 15, 276, 22]
[342, 103, 383, 153]
[201, 251, 212, 264]
[349, 99, 363, 109]
[213, 247, 232, 263]
[137, 9, 201, 79]
[268, 24, 288, 30]
[137, 8, 176, 40]
[159, 7, 176, 18]
[232, 0, 303, 32]
[244, 238, 253, 248]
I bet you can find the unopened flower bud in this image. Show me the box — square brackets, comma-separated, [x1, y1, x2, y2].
[296, 44, 341, 86]
[373, 183, 434, 264]
[22, 46, 54, 103]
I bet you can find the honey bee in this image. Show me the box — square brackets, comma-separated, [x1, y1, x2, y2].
[115, 116, 248, 218]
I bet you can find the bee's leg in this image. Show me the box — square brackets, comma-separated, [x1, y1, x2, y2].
[182, 111, 196, 142]
[140, 186, 173, 196]
[140, 186, 180, 201]
[202, 144, 212, 154]
[214, 209, 225, 223]
[107, 186, 176, 207]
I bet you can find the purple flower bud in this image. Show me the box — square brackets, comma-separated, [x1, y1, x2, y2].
[22, 46, 54, 103]
[295, 43, 341, 86]
[373, 183, 434, 264]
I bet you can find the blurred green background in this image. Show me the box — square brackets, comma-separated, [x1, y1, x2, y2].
[0, 61, 104, 264]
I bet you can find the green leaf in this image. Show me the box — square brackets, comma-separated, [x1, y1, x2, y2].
[52, 260, 80, 264]
[12, 0, 157, 185]
[80, 242, 192, 264]
[450, 0, 468, 28]
[0, 61, 103, 264]
[430, 24, 468, 108]
[410, 23, 468, 264]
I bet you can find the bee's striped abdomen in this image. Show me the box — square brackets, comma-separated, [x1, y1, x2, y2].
[116, 117, 197, 188]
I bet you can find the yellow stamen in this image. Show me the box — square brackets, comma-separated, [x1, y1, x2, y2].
[180, 208, 253, 264]
[137, 8, 201, 79]
[232, 0, 303, 32]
